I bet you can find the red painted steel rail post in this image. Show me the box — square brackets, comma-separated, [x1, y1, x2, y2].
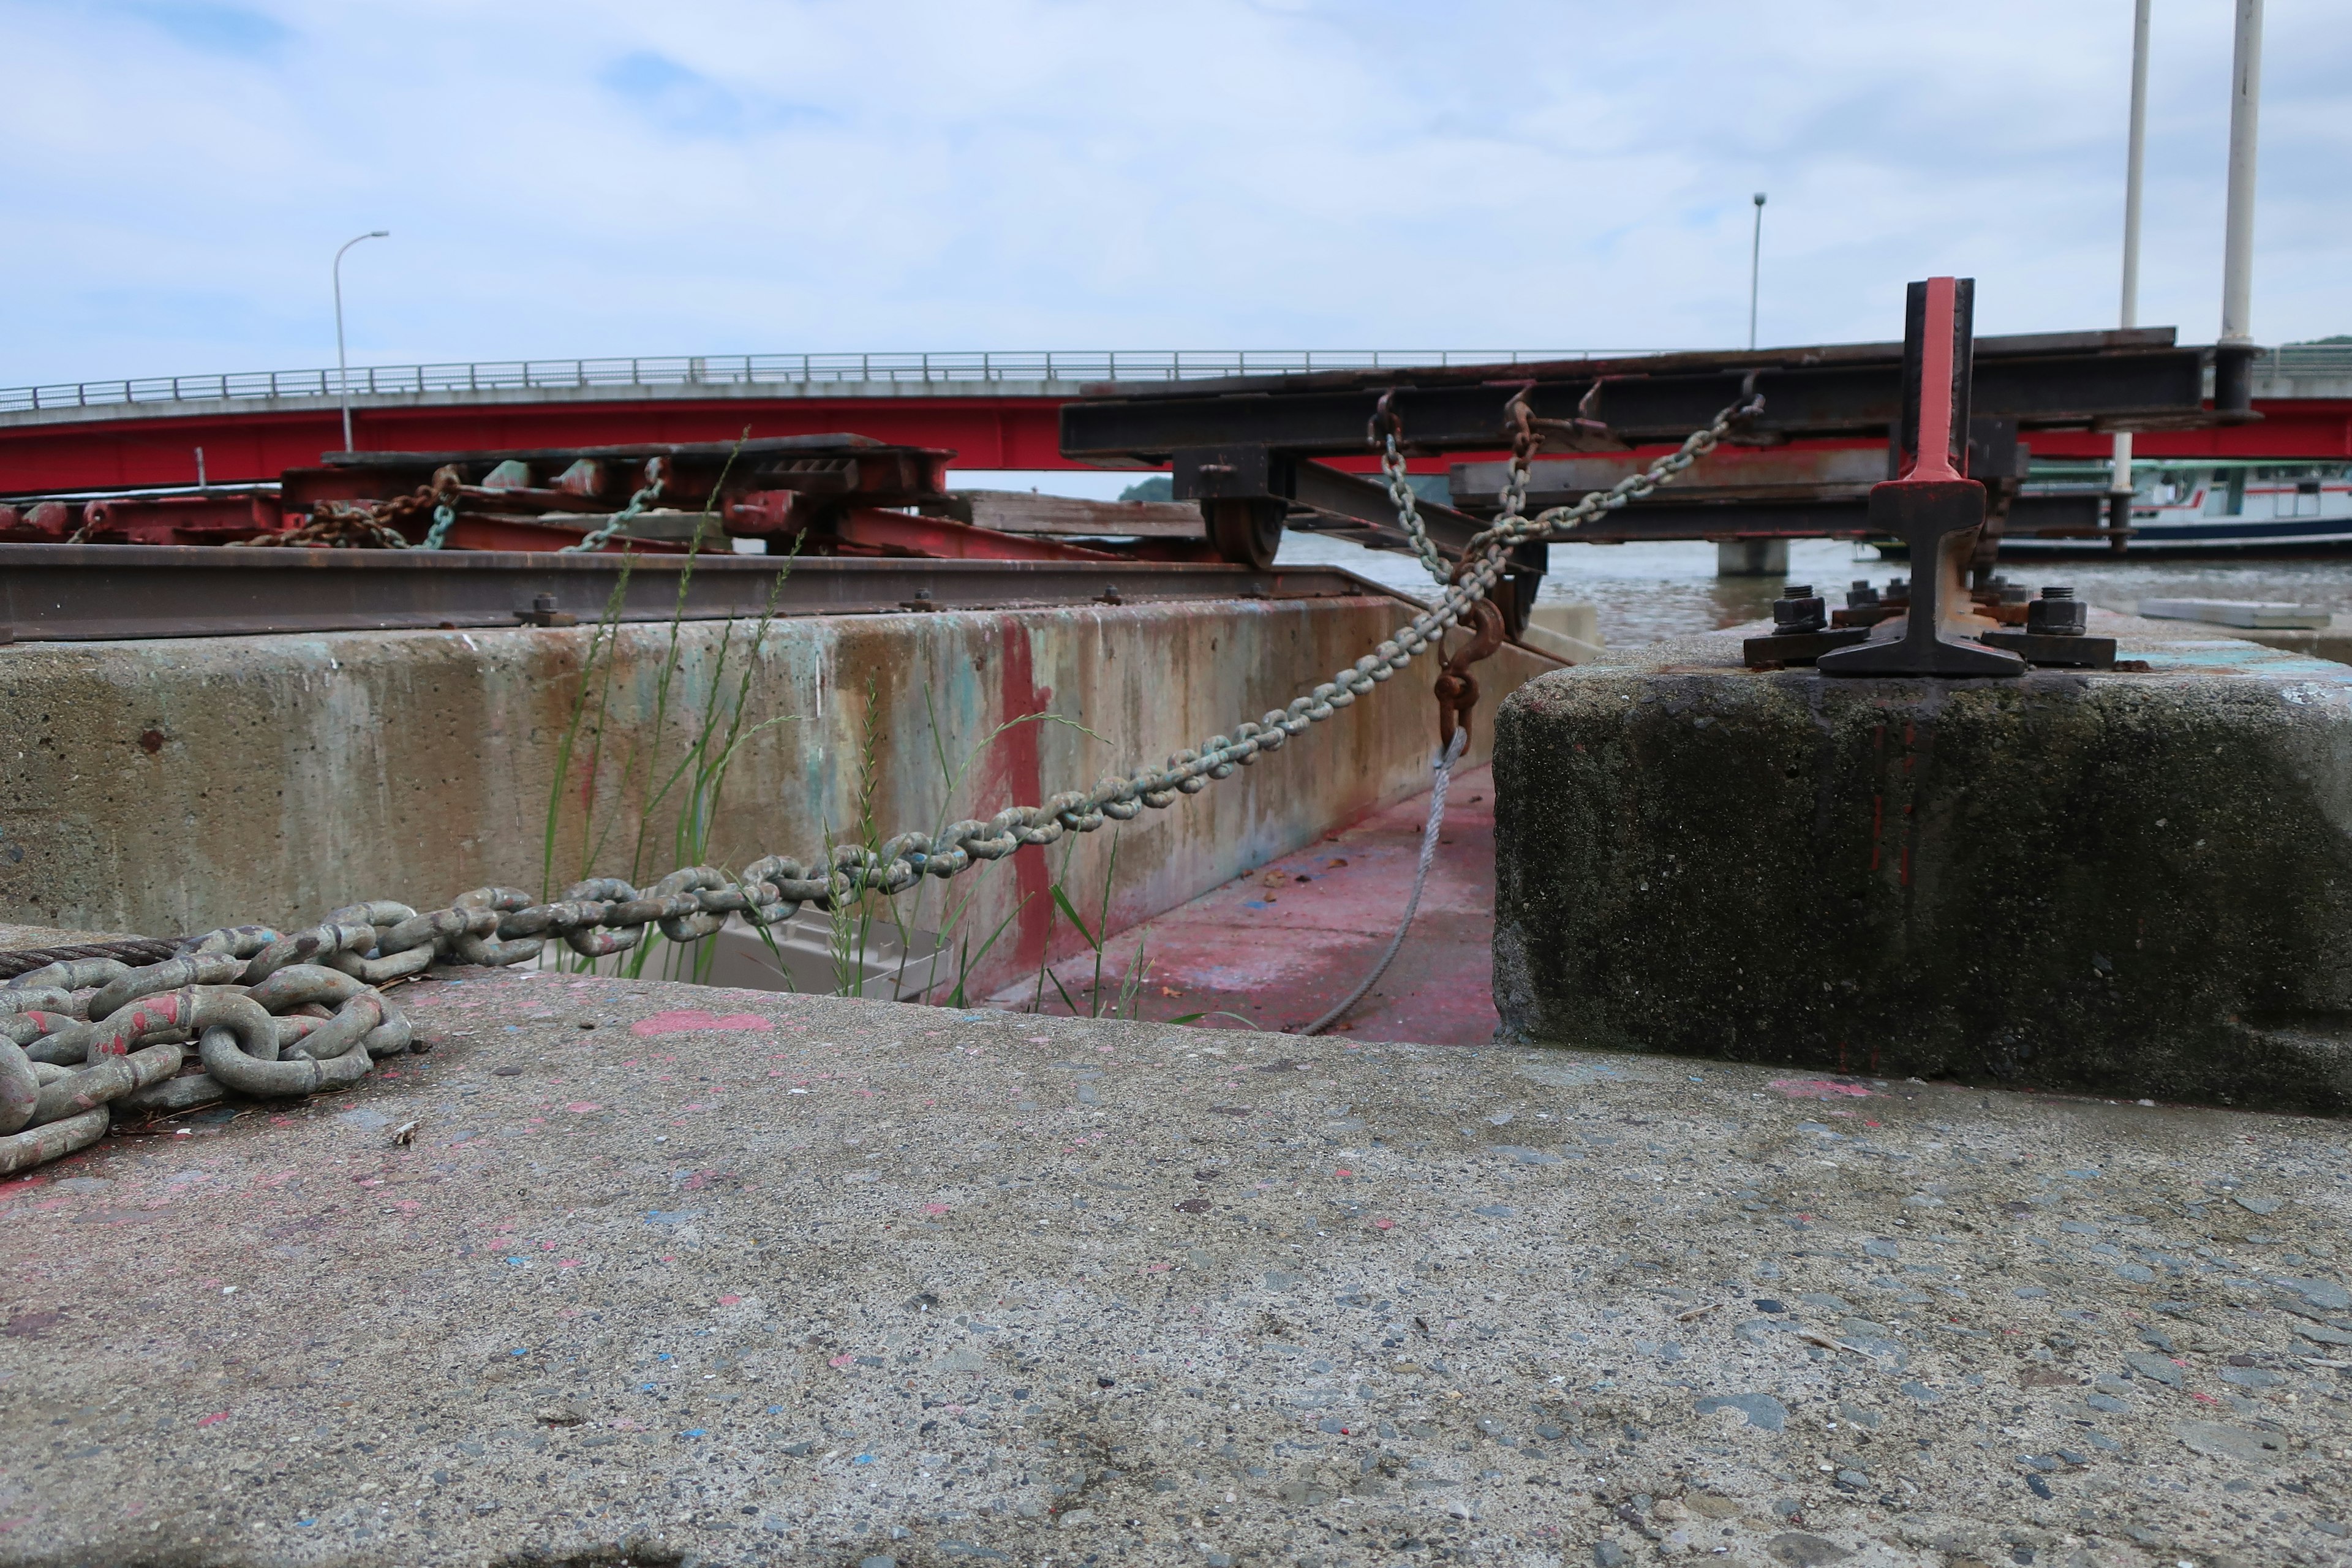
[1819, 278, 2024, 679]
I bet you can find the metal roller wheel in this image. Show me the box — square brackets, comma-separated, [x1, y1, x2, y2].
[1203, 499, 1286, 571]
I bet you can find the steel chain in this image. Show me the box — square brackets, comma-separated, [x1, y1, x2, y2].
[0, 387, 1751, 1180]
[562, 472, 666, 554]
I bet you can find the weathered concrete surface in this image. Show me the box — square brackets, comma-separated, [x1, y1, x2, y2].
[1492, 614, 2352, 1113]
[0, 597, 1550, 999]
[6, 969, 2352, 1567]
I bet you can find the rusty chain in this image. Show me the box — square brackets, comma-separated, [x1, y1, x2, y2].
[0, 385, 1753, 1180]
[562, 470, 667, 553]
[1, 943, 413, 1178]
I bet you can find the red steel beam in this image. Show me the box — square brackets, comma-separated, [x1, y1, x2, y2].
[0, 396, 1077, 493]
[4, 392, 2345, 500]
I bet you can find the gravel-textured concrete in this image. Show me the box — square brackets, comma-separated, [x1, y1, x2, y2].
[4, 968, 2349, 1568]
[1491, 614, 2352, 1113]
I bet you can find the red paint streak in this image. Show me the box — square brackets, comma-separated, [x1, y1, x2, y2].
[195, 1412, 228, 1427]
[991, 618, 1056, 978]
[629, 1010, 772, 1036]
[1904, 278, 1965, 483]
[1768, 1078, 1872, 1099]
[1869, 795, 1883, 871]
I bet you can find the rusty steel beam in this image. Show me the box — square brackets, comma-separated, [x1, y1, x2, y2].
[1061, 327, 2230, 465]
[0, 545, 1376, 643]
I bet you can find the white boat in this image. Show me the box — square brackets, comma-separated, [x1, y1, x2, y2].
[2003, 460, 2352, 554]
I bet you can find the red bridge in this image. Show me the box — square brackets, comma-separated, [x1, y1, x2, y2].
[4, 345, 2348, 495]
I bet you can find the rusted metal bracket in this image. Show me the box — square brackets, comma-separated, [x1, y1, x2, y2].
[1818, 279, 2025, 679]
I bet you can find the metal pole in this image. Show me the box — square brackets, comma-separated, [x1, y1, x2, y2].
[2109, 0, 2152, 546]
[2212, 0, 2263, 415]
[1747, 193, 1766, 350]
[2220, 0, 2262, 345]
[332, 230, 389, 453]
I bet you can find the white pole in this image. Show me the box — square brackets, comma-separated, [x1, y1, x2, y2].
[333, 230, 390, 453]
[2219, 0, 2261, 345]
[2110, 0, 2151, 530]
[1747, 193, 1766, 350]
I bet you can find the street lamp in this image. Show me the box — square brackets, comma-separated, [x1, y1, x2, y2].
[1747, 192, 1766, 350]
[333, 230, 390, 453]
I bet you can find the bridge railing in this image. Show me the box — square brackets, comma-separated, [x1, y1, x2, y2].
[8, 344, 2348, 418]
[0, 349, 1636, 415]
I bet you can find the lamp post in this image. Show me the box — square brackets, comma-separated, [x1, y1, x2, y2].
[1747, 192, 1766, 350]
[333, 230, 390, 453]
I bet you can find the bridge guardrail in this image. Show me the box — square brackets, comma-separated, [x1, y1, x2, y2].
[0, 349, 1655, 417]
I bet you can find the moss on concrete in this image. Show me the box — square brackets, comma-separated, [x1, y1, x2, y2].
[1493, 624, 2352, 1113]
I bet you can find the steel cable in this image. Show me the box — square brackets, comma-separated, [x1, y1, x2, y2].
[1299, 726, 1468, 1037]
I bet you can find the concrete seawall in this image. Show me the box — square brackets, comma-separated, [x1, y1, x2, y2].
[0, 594, 1551, 998]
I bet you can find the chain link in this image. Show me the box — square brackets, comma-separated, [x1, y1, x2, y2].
[561, 471, 666, 554]
[0, 384, 1752, 1180]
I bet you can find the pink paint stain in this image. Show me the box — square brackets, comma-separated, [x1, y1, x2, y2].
[922, 1203, 951, 1216]
[828, 1354, 856, 1369]
[567, 1102, 601, 1114]
[557, 1260, 582, 1268]
[195, 1412, 228, 1427]
[1374, 1219, 1395, 1231]
[631, 1010, 774, 1037]
[718, 1294, 742, 1305]
[1767, 1078, 1874, 1099]
[1145, 1261, 1172, 1273]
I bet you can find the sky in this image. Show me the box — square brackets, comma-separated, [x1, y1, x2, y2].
[3, 0, 2346, 394]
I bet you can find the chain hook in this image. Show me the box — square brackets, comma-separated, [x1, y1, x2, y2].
[1434, 596, 1506, 753]
[1366, 388, 1404, 448]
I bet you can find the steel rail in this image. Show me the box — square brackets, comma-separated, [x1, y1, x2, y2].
[0, 546, 1380, 642]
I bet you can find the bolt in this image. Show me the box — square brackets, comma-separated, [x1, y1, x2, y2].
[1845, 579, 1880, 609]
[1771, 584, 1826, 635]
[532, 593, 556, 613]
[2027, 586, 2087, 637]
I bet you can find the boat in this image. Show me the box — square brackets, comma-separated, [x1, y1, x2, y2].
[2000, 459, 2352, 554]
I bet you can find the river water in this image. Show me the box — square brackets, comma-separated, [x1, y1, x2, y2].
[1275, 531, 2352, 647]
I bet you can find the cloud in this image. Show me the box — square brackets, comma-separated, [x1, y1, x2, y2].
[0, 0, 2343, 389]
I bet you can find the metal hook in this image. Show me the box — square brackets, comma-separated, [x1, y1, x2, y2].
[1367, 389, 1403, 447]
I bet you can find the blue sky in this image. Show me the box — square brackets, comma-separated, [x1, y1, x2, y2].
[3, 0, 2345, 388]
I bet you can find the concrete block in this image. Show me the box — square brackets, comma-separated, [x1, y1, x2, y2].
[1493, 616, 2352, 1112]
[1518, 600, 1605, 664]
[1716, 538, 1789, 576]
[2138, 598, 2332, 630]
